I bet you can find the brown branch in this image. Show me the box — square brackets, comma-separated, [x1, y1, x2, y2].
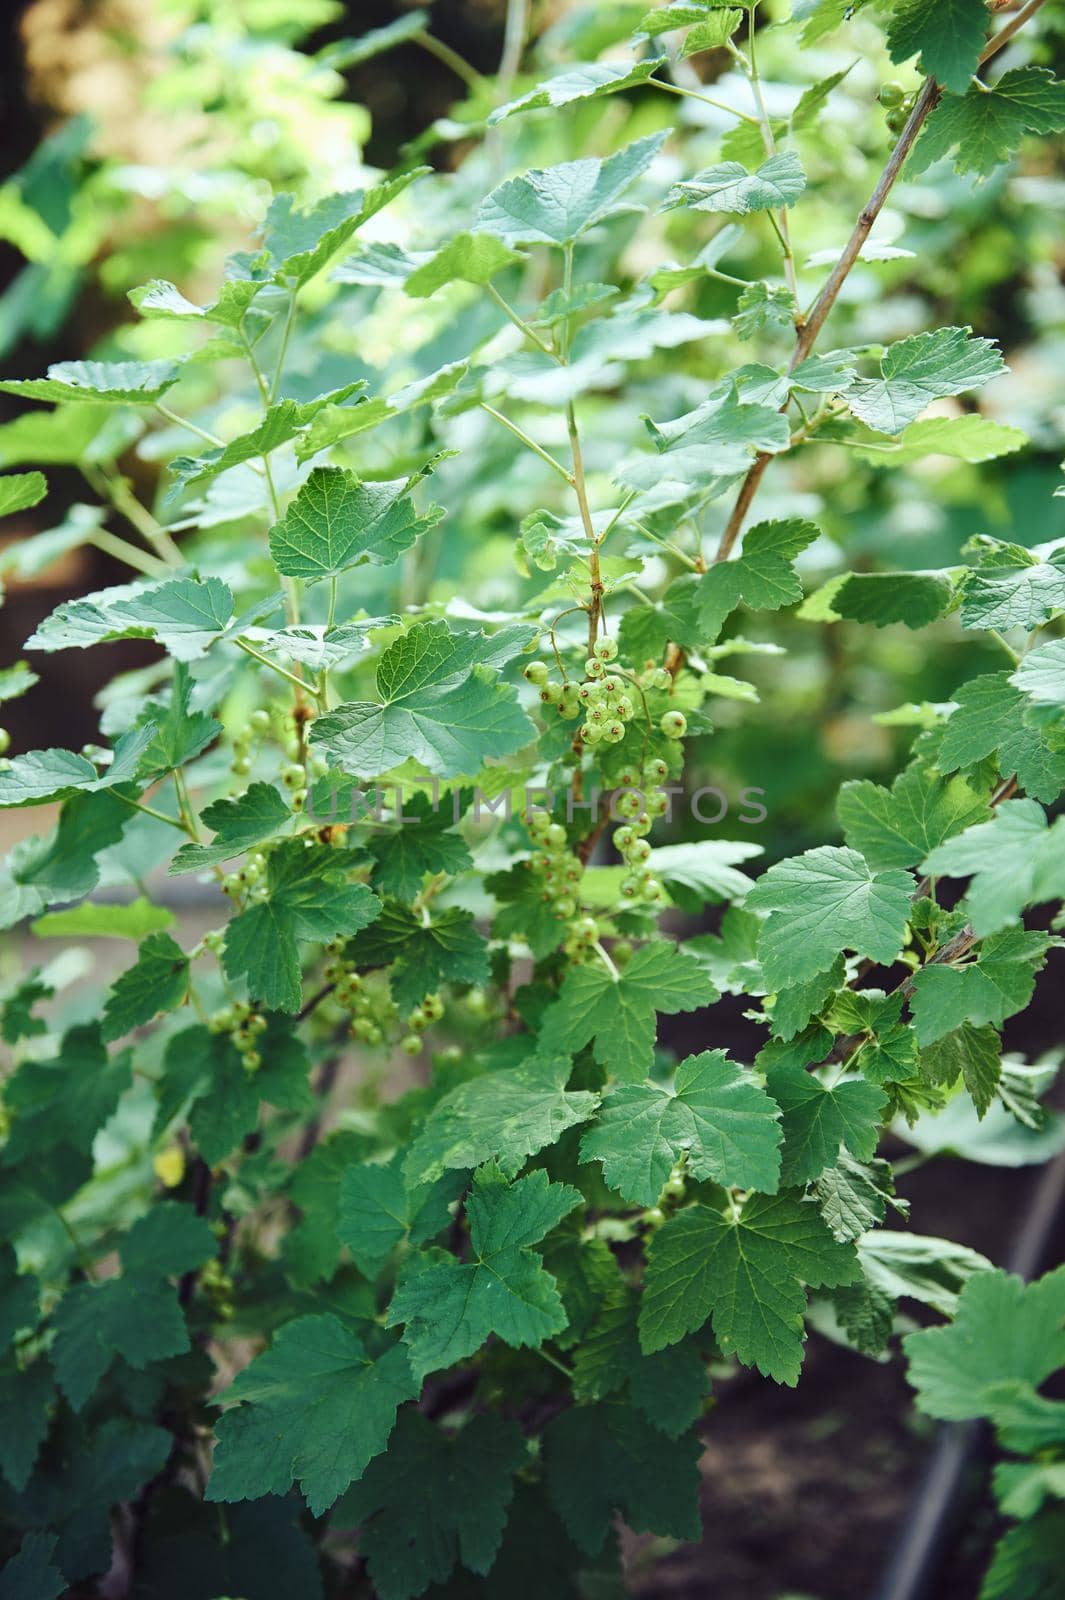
[714, 0, 1048, 564]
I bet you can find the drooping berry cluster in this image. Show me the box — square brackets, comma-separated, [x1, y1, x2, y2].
[208, 997, 268, 1072]
[526, 812, 585, 922]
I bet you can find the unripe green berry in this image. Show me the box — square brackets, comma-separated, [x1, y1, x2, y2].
[582, 722, 604, 745]
[250, 709, 271, 732]
[242, 1049, 262, 1073]
[554, 895, 577, 919]
[401, 1033, 423, 1056]
[620, 875, 641, 899]
[612, 939, 634, 967]
[523, 660, 549, 686]
[660, 710, 687, 739]
[545, 823, 567, 850]
[529, 812, 552, 836]
[615, 695, 634, 721]
[594, 637, 618, 662]
[604, 721, 626, 744]
[645, 758, 669, 783]
[628, 838, 652, 865]
[540, 683, 562, 705]
[407, 1006, 429, 1032]
[233, 757, 252, 776]
[647, 789, 670, 817]
[641, 876, 664, 902]
[572, 916, 598, 943]
[282, 762, 306, 788]
[585, 657, 605, 679]
[465, 987, 490, 1017]
[615, 790, 643, 819]
[878, 79, 905, 108]
[0, 730, 9, 757]
[614, 825, 636, 852]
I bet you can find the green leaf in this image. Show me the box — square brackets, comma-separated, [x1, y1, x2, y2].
[0, 1357, 53, 1491]
[128, 275, 263, 327]
[170, 782, 291, 874]
[696, 518, 821, 638]
[920, 1021, 1003, 1116]
[958, 545, 1065, 632]
[134, 664, 221, 777]
[0, 725, 154, 808]
[938, 673, 1065, 805]
[910, 928, 1049, 1047]
[838, 765, 991, 869]
[387, 1164, 582, 1379]
[30, 894, 174, 939]
[538, 941, 718, 1083]
[0, 358, 182, 405]
[268, 467, 442, 582]
[764, 1063, 886, 1185]
[912, 67, 1065, 177]
[0, 1244, 39, 1347]
[52, 1277, 189, 1410]
[981, 1511, 1065, 1600]
[316, 12, 429, 70]
[347, 903, 490, 1011]
[0, 662, 38, 705]
[844, 414, 1028, 465]
[1012, 640, 1065, 719]
[404, 231, 524, 297]
[310, 620, 536, 780]
[924, 801, 1065, 935]
[846, 327, 1005, 434]
[476, 132, 668, 245]
[222, 841, 381, 1012]
[404, 1056, 599, 1186]
[639, 1193, 859, 1381]
[336, 1412, 527, 1599]
[643, 839, 763, 911]
[488, 59, 661, 124]
[366, 791, 472, 901]
[579, 1049, 782, 1205]
[158, 1020, 312, 1167]
[745, 846, 915, 989]
[337, 1154, 463, 1278]
[258, 171, 427, 287]
[904, 1265, 1065, 1420]
[620, 379, 791, 491]
[0, 1533, 65, 1600]
[732, 280, 798, 340]
[665, 151, 806, 214]
[120, 1201, 217, 1278]
[168, 385, 363, 493]
[2, 1022, 131, 1161]
[858, 1229, 988, 1317]
[0, 789, 131, 928]
[101, 931, 189, 1041]
[208, 1314, 418, 1515]
[0, 470, 46, 517]
[887, 0, 987, 95]
[543, 1402, 702, 1556]
[572, 1288, 708, 1437]
[26, 575, 235, 661]
[814, 1155, 908, 1243]
[806, 569, 955, 629]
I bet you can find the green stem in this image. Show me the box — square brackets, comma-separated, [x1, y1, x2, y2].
[479, 404, 575, 485]
[155, 403, 226, 449]
[113, 790, 188, 832]
[652, 78, 760, 125]
[84, 467, 183, 568]
[486, 283, 557, 358]
[413, 28, 483, 91]
[746, 18, 802, 313]
[87, 528, 171, 578]
[535, 1345, 575, 1379]
[269, 289, 298, 404]
[173, 767, 200, 842]
[989, 629, 1021, 666]
[234, 636, 313, 695]
[633, 520, 699, 570]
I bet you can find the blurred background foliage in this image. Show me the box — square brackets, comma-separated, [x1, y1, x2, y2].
[1, 0, 1063, 871]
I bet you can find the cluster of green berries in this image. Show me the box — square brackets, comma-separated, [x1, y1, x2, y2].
[320, 939, 415, 1048]
[208, 997, 267, 1073]
[878, 79, 916, 135]
[199, 1256, 235, 1321]
[401, 991, 445, 1056]
[526, 811, 585, 922]
[220, 851, 269, 902]
[231, 707, 272, 778]
[612, 758, 676, 903]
